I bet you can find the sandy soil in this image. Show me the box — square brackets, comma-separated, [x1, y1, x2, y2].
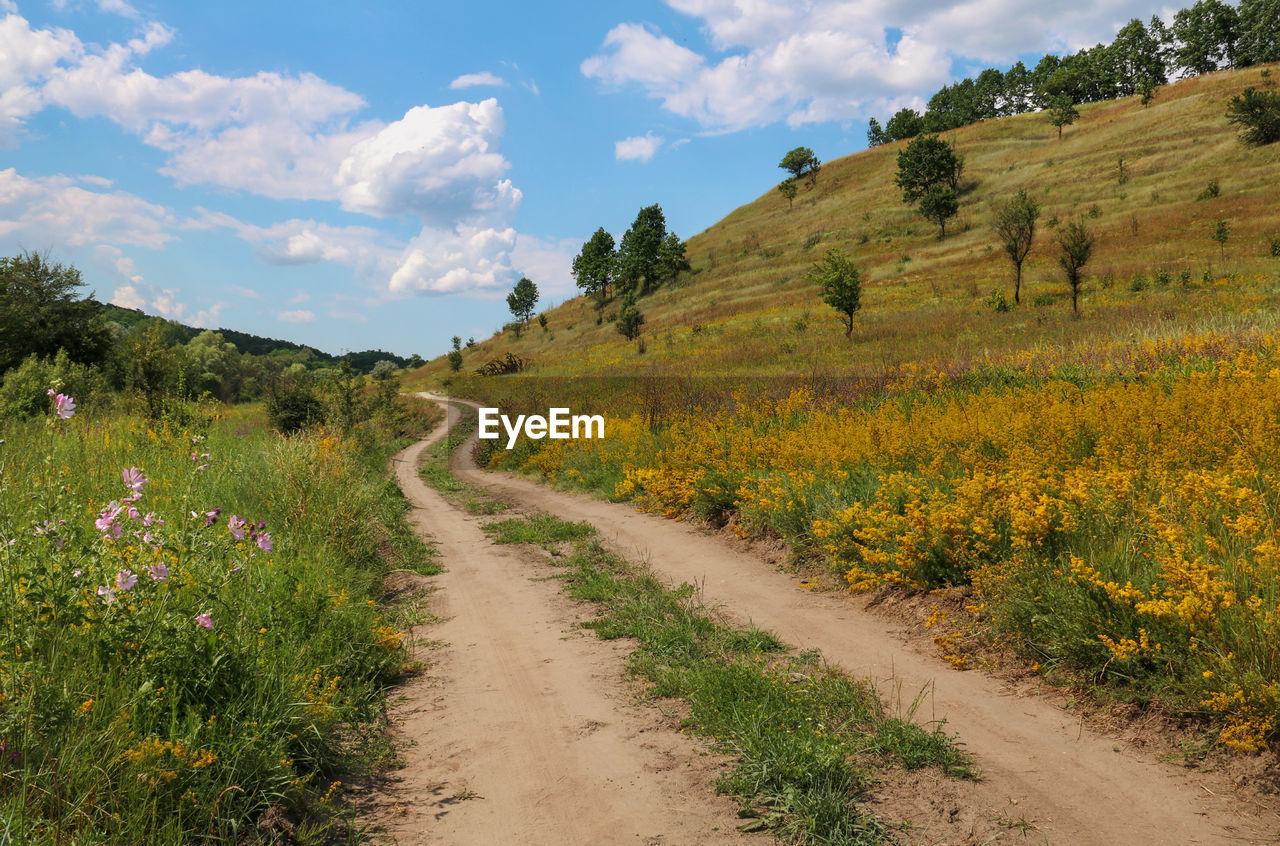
[358, 414, 751, 845]
[430, 394, 1280, 846]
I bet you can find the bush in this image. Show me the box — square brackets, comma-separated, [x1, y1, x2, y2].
[984, 290, 1011, 312]
[1226, 87, 1280, 146]
[0, 350, 106, 420]
[1271, 237, 1280, 258]
[1197, 179, 1221, 200]
[265, 375, 326, 434]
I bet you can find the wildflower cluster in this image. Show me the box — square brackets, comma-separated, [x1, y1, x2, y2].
[492, 333, 1280, 751]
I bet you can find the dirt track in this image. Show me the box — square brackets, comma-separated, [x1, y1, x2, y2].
[420, 394, 1280, 846]
[366, 412, 749, 845]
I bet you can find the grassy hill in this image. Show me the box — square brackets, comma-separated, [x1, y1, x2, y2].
[411, 62, 1279, 387]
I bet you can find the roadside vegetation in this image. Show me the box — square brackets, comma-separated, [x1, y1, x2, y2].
[482, 510, 973, 843]
[0, 385, 439, 841]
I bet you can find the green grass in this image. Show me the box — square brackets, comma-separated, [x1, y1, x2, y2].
[417, 408, 509, 515]
[488, 513, 973, 844]
[0, 400, 437, 843]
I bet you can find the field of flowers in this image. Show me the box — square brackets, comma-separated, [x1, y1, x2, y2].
[483, 327, 1280, 752]
[0, 393, 433, 841]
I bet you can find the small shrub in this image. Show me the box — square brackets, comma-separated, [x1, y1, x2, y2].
[1178, 269, 1192, 287]
[1270, 236, 1280, 258]
[802, 232, 822, 250]
[1032, 292, 1055, 307]
[1088, 203, 1102, 219]
[984, 290, 1011, 312]
[793, 312, 810, 333]
[1099, 273, 1115, 289]
[1153, 269, 1173, 287]
[1129, 274, 1147, 292]
[1226, 87, 1280, 146]
[1197, 179, 1220, 201]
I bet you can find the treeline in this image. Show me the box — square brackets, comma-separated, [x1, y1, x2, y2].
[868, 0, 1280, 144]
[0, 251, 417, 419]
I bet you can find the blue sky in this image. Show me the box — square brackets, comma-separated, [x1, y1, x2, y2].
[1, 0, 1168, 358]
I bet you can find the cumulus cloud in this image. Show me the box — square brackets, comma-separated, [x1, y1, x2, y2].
[335, 99, 519, 223]
[0, 168, 175, 248]
[615, 132, 664, 162]
[449, 71, 507, 89]
[3, 10, 529, 298]
[277, 309, 315, 323]
[510, 234, 579, 299]
[584, 0, 1170, 131]
[110, 278, 224, 327]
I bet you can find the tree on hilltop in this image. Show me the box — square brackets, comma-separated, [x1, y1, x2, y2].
[1047, 94, 1080, 139]
[896, 135, 964, 238]
[506, 277, 539, 335]
[616, 204, 668, 297]
[779, 147, 821, 186]
[572, 227, 616, 304]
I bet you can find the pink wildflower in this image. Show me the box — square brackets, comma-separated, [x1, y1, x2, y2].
[194, 613, 213, 630]
[51, 393, 75, 419]
[147, 563, 169, 582]
[97, 585, 116, 604]
[121, 467, 147, 494]
[115, 570, 137, 591]
[256, 532, 273, 553]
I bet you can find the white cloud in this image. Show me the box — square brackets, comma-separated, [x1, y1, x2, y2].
[278, 309, 315, 323]
[3, 10, 530, 299]
[615, 132, 664, 162]
[328, 308, 368, 323]
[0, 168, 175, 249]
[335, 98, 519, 222]
[110, 278, 224, 327]
[449, 71, 507, 89]
[510, 234, 578, 299]
[584, 1, 1170, 131]
[389, 225, 517, 295]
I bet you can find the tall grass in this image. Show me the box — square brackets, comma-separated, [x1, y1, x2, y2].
[0, 398, 435, 842]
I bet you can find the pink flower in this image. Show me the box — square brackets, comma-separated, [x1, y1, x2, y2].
[228, 515, 246, 541]
[203, 507, 221, 528]
[95, 503, 125, 540]
[52, 393, 75, 419]
[194, 613, 213, 630]
[256, 532, 273, 553]
[147, 563, 169, 582]
[97, 586, 116, 604]
[121, 467, 147, 493]
[115, 570, 137, 591]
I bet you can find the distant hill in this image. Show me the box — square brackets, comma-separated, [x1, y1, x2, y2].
[409, 62, 1280, 386]
[97, 302, 413, 374]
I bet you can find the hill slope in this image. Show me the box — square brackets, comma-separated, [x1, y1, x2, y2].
[414, 63, 1280, 385]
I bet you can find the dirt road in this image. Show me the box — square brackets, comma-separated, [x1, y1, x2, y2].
[366, 413, 750, 845]
[431, 394, 1280, 846]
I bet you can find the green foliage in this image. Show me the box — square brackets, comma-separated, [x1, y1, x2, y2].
[894, 135, 964, 204]
[1236, 0, 1280, 66]
[656, 232, 691, 283]
[0, 349, 107, 420]
[264, 371, 326, 434]
[1047, 94, 1080, 139]
[616, 204, 669, 297]
[985, 289, 1011, 312]
[1213, 217, 1232, 257]
[0, 251, 112, 374]
[1271, 236, 1280, 258]
[506, 276, 540, 326]
[778, 146, 820, 185]
[777, 178, 798, 208]
[994, 188, 1041, 304]
[808, 248, 862, 338]
[1198, 179, 1221, 200]
[447, 349, 463, 373]
[1226, 86, 1280, 146]
[572, 227, 616, 303]
[615, 294, 646, 341]
[919, 185, 960, 239]
[1173, 0, 1240, 75]
[1057, 217, 1097, 313]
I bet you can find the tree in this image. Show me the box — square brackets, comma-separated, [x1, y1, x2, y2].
[919, 186, 959, 239]
[615, 294, 645, 340]
[807, 248, 862, 338]
[884, 107, 925, 140]
[1226, 87, 1280, 146]
[447, 336, 463, 372]
[778, 146, 820, 186]
[572, 227, 616, 303]
[1056, 217, 1096, 314]
[866, 117, 888, 146]
[1213, 217, 1231, 259]
[777, 178, 798, 208]
[656, 232, 691, 282]
[1110, 18, 1168, 97]
[0, 251, 112, 374]
[895, 134, 964, 203]
[616, 204, 669, 297]
[1236, 0, 1280, 66]
[1047, 94, 1080, 139]
[1173, 0, 1239, 75]
[507, 276, 539, 326]
[994, 189, 1041, 304]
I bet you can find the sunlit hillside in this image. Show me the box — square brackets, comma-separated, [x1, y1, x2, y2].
[409, 62, 1280, 386]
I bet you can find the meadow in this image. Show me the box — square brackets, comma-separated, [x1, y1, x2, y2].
[0, 393, 438, 842]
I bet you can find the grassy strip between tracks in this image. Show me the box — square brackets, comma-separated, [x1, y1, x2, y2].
[482, 510, 975, 845]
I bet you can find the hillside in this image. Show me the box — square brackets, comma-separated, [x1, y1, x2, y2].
[413, 63, 1279, 386]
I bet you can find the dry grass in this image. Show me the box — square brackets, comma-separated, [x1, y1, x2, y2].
[404, 63, 1280, 388]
